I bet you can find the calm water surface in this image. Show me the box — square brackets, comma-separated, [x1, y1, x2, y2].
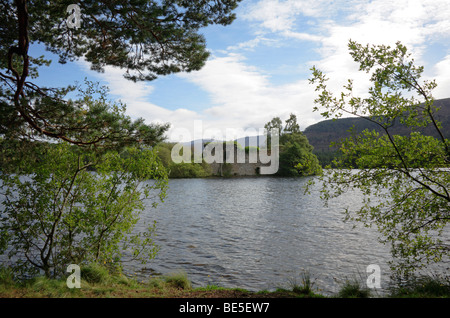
[129, 177, 399, 296]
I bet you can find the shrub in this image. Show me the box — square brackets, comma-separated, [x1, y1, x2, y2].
[81, 263, 110, 285]
[389, 274, 450, 298]
[0, 143, 168, 278]
[164, 271, 192, 290]
[0, 266, 15, 288]
[337, 279, 371, 298]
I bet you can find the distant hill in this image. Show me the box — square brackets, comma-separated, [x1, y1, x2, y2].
[179, 98, 449, 158]
[303, 97, 450, 153]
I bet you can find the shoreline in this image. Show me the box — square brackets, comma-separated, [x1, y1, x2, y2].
[1, 265, 448, 299]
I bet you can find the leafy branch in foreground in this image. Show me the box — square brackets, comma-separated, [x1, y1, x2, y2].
[1, 78, 170, 149]
[0, 0, 243, 280]
[0, 141, 168, 278]
[309, 40, 449, 276]
[1, 0, 241, 145]
[0, 79, 170, 279]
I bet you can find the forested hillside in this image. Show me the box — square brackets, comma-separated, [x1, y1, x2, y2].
[303, 98, 450, 165]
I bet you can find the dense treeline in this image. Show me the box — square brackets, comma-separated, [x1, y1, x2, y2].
[155, 142, 213, 178]
[262, 114, 322, 177]
[154, 114, 324, 178]
[313, 150, 342, 168]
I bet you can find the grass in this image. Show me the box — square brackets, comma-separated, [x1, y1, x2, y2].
[388, 274, 450, 298]
[162, 271, 191, 290]
[0, 264, 449, 298]
[274, 271, 324, 298]
[335, 279, 372, 298]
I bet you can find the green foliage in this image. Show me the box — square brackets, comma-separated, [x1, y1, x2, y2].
[336, 279, 371, 298]
[0, 0, 241, 145]
[389, 274, 450, 298]
[163, 271, 192, 290]
[279, 132, 322, 176]
[0, 266, 15, 288]
[313, 150, 342, 168]
[264, 116, 283, 133]
[303, 101, 450, 155]
[0, 75, 170, 150]
[81, 263, 110, 285]
[309, 40, 450, 276]
[155, 142, 212, 178]
[0, 141, 168, 279]
[287, 271, 316, 296]
[284, 113, 301, 134]
[28, 276, 77, 297]
[265, 114, 322, 177]
[9, 0, 242, 81]
[168, 161, 212, 178]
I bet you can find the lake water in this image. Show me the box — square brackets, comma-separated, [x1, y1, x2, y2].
[128, 176, 403, 296]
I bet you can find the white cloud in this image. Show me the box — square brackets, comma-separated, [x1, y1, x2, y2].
[431, 54, 450, 99]
[76, 0, 450, 143]
[282, 30, 323, 42]
[228, 0, 450, 110]
[295, 0, 450, 98]
[226, 36, 280, 51]
[242, 0, 337, 32]
[241, 0, 331, 45]
[178, 53, 321, 134]
[205, 0, 450, 134]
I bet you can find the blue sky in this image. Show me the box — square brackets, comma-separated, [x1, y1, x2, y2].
[30, 0, 450, 142]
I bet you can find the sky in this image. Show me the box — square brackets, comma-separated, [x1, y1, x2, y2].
[30, 0, 450, 143]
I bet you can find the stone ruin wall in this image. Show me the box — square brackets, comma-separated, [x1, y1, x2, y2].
[208, 144, 271, 176]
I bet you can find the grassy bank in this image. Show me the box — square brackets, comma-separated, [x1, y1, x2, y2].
[0, 264, 448, 298]
[0, 264, 320, 298]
